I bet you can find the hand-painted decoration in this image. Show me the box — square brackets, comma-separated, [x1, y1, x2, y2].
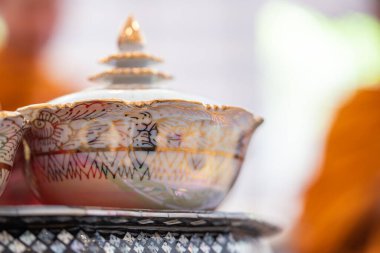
[0, 112, 26, 195]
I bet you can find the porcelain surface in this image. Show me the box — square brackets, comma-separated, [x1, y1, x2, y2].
[19, 100, 260, 209]
[50, 87, 219, 105]
[0, 112, 25, 196]
[17, 16, 262, 210]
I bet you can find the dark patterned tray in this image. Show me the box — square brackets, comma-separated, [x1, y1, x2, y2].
[0, 206, 280, 253]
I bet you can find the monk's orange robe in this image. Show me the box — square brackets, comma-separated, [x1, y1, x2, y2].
[291, 88, 380, 253]
[0, 49, 70, 110]
[0, 48, 73, 204]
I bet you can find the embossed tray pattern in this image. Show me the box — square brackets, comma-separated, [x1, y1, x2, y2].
[0, 206, 279, 253]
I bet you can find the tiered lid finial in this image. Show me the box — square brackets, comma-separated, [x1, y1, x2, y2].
[89, 16, 172, 85]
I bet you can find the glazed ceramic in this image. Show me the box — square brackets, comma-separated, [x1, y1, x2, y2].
[18, 17, 262, 209]
[0, 111, 26, 196]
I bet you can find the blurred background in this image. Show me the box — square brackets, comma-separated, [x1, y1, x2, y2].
[1, 0, 380, 252]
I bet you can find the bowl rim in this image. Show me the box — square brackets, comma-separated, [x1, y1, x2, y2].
[0, 110, 23, 118]
[17, 98, 263, 123]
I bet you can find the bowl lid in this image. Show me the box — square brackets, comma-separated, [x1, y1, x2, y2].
[50, 16, 226, 105]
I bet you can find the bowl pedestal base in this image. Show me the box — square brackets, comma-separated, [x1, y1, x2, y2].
[0, 206, 279, 253]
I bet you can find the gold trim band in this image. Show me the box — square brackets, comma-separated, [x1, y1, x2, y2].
[89, 68, 173, 82]
[32, 147, 243, 160]
[100, 52, 162, 64]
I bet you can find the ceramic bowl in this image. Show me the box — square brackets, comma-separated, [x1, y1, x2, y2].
[17, 16, 263, 209]
[18, 99, 261, 209]
[0, 111, 26, 196]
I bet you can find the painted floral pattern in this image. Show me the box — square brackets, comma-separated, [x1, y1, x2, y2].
[0, 115, 25, 165]
[31, 110, 72, 152]
[21, 100, 259, 209]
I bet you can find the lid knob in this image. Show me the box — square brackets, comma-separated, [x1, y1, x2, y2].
[89, 16, 172, 86]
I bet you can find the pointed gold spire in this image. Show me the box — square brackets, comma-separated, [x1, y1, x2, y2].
[118, 16, 145, 50]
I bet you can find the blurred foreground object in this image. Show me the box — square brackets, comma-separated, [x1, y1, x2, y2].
[285, 1, 380, 251]
[291, 87, 380, 252]
[0, 0, 73, 205]
[0, 0, 71, 110]
[253, 0, 380, 226]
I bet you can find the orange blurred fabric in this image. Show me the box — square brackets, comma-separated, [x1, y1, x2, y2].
[0, 49, 70, 110]
[291, 88, 380, 253]
[0, 48, 72, 204]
